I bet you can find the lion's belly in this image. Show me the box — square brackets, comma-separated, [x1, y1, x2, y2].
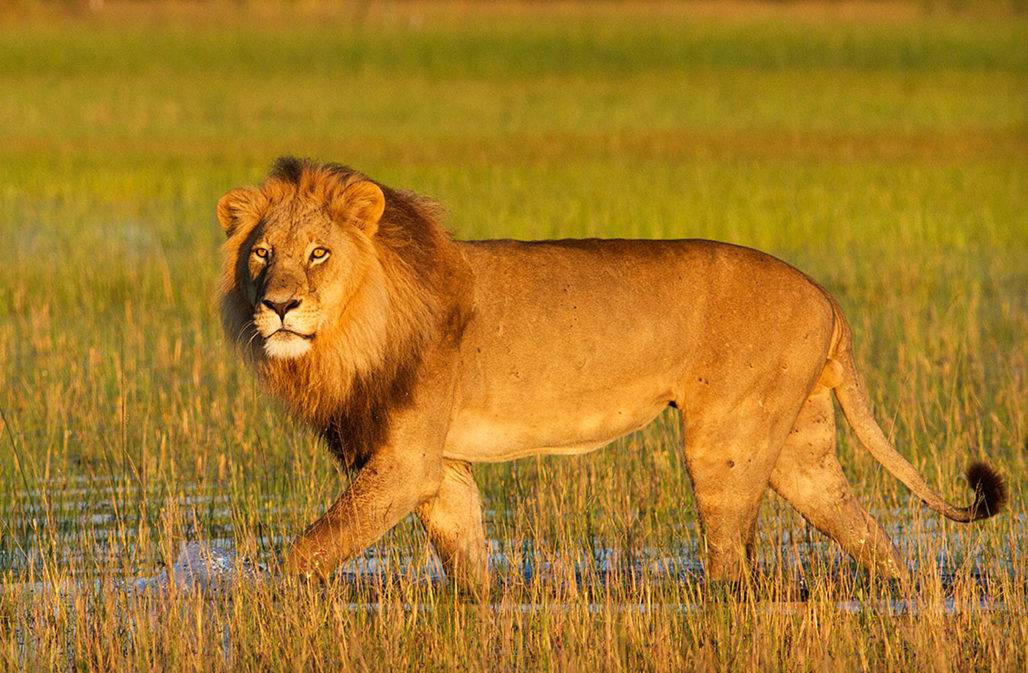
[443, 397, 669, 463]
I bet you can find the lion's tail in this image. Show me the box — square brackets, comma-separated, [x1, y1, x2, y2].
[825, 302, 1006, 523]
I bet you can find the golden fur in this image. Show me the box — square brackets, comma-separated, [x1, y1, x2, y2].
[216, 158, 1006, 593]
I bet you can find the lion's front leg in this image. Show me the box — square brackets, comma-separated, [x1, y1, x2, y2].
[415, 459, 489, 597]
[283, 450, 442, 579]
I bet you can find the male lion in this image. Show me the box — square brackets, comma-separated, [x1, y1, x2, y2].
[217, 158, 1006, 593]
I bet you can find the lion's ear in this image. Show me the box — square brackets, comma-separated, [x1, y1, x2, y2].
[330, 180, 385, 236]
[216, 187, 267, 238]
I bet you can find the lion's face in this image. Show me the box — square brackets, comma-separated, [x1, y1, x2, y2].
[217, 175, 386, 361]
[244, 205, 356, 359]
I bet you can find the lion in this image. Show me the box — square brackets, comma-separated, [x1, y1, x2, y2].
[216, 157, 1006, 593]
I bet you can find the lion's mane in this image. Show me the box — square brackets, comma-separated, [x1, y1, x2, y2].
[218, 158, 472, 467]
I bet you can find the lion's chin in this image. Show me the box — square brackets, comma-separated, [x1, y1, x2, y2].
[263, 331, 314, 360]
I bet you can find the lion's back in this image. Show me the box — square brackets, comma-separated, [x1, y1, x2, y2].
[458, 237, 834, 339]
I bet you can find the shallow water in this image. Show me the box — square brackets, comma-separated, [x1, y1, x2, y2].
[3, 476, 1022, 610]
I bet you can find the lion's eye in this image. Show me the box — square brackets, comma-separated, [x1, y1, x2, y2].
[253, 247, 269, 259]
[310, 247, 330, 262]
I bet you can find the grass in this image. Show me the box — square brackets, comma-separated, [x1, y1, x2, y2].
[0, 1, 1025, 671]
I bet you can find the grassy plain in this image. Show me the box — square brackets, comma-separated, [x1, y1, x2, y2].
[0, 2, 1025, 671]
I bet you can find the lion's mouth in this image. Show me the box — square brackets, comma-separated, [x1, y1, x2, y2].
[270, 329, 314, 341]
[262, 328, 316, 360]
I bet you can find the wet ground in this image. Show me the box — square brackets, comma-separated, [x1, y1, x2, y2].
[2, 475, 1022, 610]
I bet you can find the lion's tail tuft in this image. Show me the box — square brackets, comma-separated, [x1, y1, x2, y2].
[966, 461, 1008, 521]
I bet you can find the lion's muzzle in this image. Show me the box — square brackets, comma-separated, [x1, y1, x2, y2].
[254, 293, 319, 359]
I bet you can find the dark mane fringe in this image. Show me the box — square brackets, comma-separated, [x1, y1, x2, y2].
[222, 157, 472, 469]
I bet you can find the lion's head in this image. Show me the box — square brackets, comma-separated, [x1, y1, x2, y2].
[217, 161, 388, 362]
[216, 158, 470, 439]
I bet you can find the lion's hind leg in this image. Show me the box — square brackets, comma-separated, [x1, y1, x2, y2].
[415, 460, 490, 597]
[770, 390, 907, 580]
[681, 416, 790, 585]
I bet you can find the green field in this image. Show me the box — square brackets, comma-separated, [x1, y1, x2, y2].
[0, 2, 1025, 671]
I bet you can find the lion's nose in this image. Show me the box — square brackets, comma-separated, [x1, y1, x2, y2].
[262, 297, 301, 319]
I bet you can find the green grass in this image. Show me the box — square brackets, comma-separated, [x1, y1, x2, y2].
[0, 2, 1025, 671]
